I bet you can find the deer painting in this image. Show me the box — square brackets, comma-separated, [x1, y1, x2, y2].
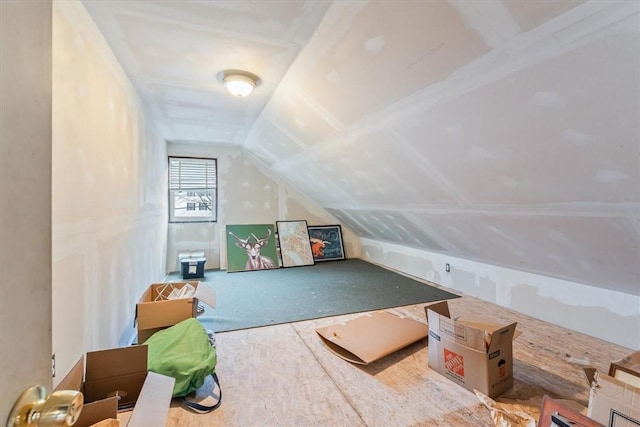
[228, 229, 277, 271]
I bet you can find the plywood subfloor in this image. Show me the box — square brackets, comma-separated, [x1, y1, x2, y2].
[120, 294, 632, 426]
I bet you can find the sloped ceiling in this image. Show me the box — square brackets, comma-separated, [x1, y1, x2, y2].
[82, 0, 639, 295]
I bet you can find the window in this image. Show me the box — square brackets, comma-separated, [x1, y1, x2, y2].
[169, 156, 217, 223]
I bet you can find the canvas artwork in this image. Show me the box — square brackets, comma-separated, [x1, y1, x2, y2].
[226, 224, 279, 273]
[276, 220, 315, 268]
[307, 225, 346, 262]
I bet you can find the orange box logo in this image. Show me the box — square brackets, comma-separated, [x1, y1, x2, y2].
[444, 348, 465, 377]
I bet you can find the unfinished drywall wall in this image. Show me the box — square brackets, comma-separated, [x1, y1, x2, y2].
[0, 0, 52, 420]
[52, 0, 167, 387]
[248, 1, 639, 297]
[361, 239, 639, 350]
[167, 142, 359, 271]
[73, 0, 638, 349]
[241, 0, 639, 348]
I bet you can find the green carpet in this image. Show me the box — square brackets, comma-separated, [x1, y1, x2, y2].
[170, 259, 459, 333]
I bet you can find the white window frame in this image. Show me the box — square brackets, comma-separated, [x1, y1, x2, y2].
[169, 156, 217, 223]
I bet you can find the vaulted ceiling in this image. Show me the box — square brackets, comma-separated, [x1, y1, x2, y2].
[83, 0, 639, 295]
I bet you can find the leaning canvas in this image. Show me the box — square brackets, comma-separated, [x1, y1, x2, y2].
[226, 224, 280, 273]
[307, 225, 346, 262]
[276, 220, 315, 268]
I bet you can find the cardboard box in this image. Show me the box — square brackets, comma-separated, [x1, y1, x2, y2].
[585, 369, 640, 427]
[136, 281, 216, 343]
[55, 345, 174, 427]
[609, 350, 640, 388]
[424, 301, 518, 398]
[315, 310, 429, 365]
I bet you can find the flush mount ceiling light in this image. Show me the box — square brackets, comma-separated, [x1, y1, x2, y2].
[222, 70, 259, 97]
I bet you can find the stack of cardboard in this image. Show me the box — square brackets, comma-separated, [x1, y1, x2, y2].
[55, 346, 174, 427]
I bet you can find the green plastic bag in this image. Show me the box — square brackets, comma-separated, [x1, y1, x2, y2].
[145, 318, 217, 398]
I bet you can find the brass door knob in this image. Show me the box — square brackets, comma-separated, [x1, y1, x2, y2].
[7, 386, 83, 427]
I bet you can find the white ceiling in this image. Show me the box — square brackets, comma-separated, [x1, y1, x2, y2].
[83, 0, 639, 295]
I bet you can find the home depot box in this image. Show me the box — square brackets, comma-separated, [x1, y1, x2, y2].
[315, 310, 429, 365]
[55, 345, 174, 427]
[136, 281, 216, 343]
[424, 301, 517, 398]
[585, 368, 640, 427]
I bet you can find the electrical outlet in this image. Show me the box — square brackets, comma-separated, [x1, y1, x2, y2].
[52, 354, 56, 377]
[445, 263, 450, 273]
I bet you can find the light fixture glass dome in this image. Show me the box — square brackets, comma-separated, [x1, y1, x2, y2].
[223, 72, 257, 97]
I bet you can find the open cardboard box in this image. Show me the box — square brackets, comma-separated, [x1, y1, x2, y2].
[315, 310, 429, 365]
[55, 345, 174, 427]
[424, 301, 518, 398]
[136, 281, 216, 343]
[609, 349, 640, 387]
[584, 364, 640, 427]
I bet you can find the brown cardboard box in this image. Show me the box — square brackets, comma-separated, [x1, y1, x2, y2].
[585, 369, 640, 427]
[424, 301, 518, 398]
[315, 310, 429, 365]
[55, 345, 174, 427]
[136, 281, 216, 343]
[609, 350, 640, 388]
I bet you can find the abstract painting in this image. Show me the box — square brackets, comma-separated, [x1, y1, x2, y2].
[276, 220, 315, 268]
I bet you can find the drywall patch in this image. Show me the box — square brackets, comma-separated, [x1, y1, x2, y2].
[577, 259, 593, 272]
[327, 70, 341, 83]
[546, 253, 564, 263]
[500, 176, 519, 189]
[562, 128, 592, 146]
[364, 35, 385, 54]
[547, 230, 571, 245]
[533, 91, 567, 109]
[534, 279, 637, 316]
[594, 169, 628, 183]
[510, 283, 639, 349]
[446, 123, 464, 141]
[74, 34, 85, 51]
[468, 146, 494, 159]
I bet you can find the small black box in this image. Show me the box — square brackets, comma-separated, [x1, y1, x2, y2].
[181, 257, 206, 279]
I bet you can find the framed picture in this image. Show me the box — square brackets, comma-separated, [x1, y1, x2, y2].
[276, 220, 315, 268]
[307, 225, 345, 262]
[226, 224, 279, 273]
[538, 395, 602, 427]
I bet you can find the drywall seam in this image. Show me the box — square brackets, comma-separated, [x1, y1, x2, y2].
[316, 203, 639, 218]
[57, 1, 136, 95]
[90, 3, 304, 50]
[278, 1, 638, 152]
[449, 0, 521, 48]
[245, 114, 309, 153]
[248, 2, 639, 170]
